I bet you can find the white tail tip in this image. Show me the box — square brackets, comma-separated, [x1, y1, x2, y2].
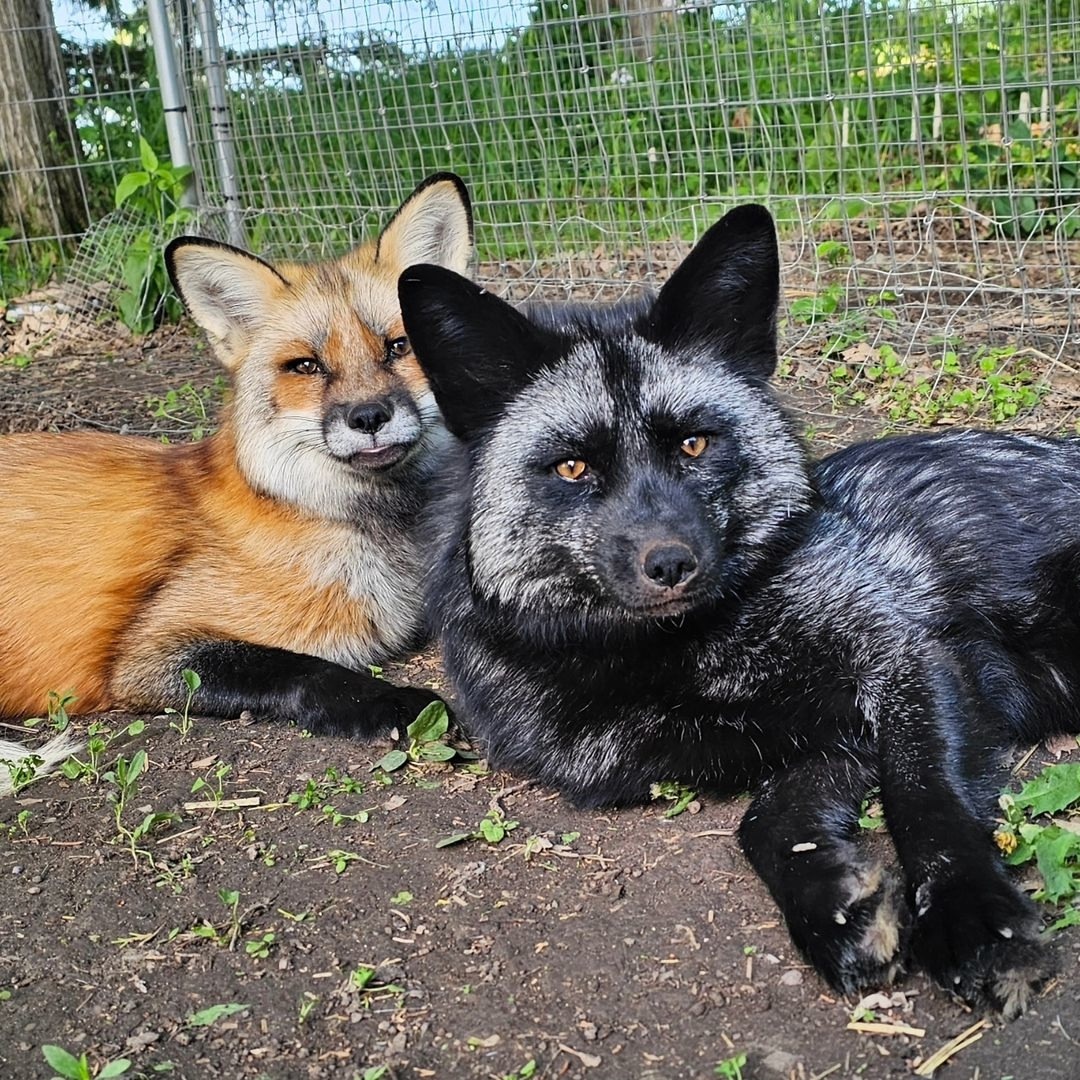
[0, 730, 84, 797]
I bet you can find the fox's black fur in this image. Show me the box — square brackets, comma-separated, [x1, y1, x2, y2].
[398, 205, 1080, 1016]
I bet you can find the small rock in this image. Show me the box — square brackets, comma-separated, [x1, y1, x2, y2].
[779, 969, 803, 986]
[762, 1049, 800, 1075]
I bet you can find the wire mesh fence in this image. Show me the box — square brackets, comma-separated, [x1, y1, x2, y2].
[1, 0, 1078, 423]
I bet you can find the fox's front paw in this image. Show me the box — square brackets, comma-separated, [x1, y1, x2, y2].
[372, 683, 446, 732]
[297, 677, 446, 739]
[784, 857, 910, 996]
[911, 862, 1051, 1018]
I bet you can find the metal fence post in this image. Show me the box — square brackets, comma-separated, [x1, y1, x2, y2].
[146, 0, 197, 209]
[194, 0, 246, 248]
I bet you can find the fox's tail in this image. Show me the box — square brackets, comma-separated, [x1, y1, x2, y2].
[0, 730, 84, 797]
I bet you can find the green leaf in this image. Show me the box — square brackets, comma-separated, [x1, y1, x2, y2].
[139, 137, 159, 173]
[1032, 827, 1080, 903]
[479, 818, 505, 843]
[419, 743, 457, 762]
[1013, 764, 1080, 816]
[435, 831, 471, 848]
[186, 1002, 249, 1027]
[406, 701, 448, 743]
[182, 669, 202, 692]
[374, 749, 408, 773]
[42, 1045, 86, 1079]
[1047, 905, 1080, 933]
[115, 171, 150, 208]
[99, 1060, 133, 1077]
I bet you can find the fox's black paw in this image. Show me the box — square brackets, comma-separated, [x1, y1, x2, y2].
[296, 679, 446, 740]
[785, 858, 910, 996]
[911, 863, 1051, 1018]
[376, 683, 446, 731]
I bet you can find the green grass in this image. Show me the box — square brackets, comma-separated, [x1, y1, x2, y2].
[45, 0, 1076, 272]
[205, 0, 1079, 256]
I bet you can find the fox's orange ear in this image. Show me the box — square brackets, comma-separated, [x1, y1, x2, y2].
[166, 238, 289, 368]
[375, 172, 473, 275]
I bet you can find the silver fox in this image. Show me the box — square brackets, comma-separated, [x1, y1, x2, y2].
[398, 204, 1080, 1017]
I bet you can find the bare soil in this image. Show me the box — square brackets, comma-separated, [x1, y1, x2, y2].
[1, 306, 1079, 1080]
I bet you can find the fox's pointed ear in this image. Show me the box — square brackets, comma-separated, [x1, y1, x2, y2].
[377, 173, 473, 274]
[643, 204, 780, 380]
[399, 265, 556, 441]
[166, 237, 289, 368]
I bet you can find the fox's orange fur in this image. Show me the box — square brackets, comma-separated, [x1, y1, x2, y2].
[0, 174, 472, 741]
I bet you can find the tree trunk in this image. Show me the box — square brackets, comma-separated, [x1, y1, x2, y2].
[0, 0, 88, 240]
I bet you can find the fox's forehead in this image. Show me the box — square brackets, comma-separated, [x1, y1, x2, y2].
[500, 336, 750, 442]
[272, 268, 404, 349]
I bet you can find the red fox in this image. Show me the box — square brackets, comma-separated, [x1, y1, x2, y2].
[0, 173, 472, 786]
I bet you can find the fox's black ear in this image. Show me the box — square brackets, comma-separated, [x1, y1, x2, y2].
[399, 265, 557, 440]
[643, 204, 780, 380]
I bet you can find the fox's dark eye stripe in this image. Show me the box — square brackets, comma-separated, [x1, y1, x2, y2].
[283, 357, 327, 376]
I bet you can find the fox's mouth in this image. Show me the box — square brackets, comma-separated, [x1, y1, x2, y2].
[346, 443, 412, 471]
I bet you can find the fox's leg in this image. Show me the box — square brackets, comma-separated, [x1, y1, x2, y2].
[110, 640, 441, 738]
[739, 748, 910, 995]
[871, 648, 1049, 1018]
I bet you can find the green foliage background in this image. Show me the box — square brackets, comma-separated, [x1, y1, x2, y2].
[187, 0, 1080, 255]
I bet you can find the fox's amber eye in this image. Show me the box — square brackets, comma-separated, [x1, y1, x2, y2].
[388, 336, 411, 358]
[680, 435, 709, 458]
[285, 358, 325, 376]
[554, 459, 589, 482]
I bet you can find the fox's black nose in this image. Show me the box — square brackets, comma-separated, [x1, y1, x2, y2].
[347, 400, 393, 433]
[642, 543, 698, 589]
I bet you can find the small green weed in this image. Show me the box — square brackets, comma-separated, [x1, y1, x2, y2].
[858, 788, 885, 831]
[347, 965, 404, 1003]
[148, 382, 226, 442]
[327, 849, 365, 873]
[186, 1002, 249, 1028]
[42, 1045, 131, 1080]
[113, 138, 194, 333]
[789, 282, 843, 325]
[297, 992, 320, 1024]
[166, 668, 202, 737]
[287, 765, 365, 812]
[997, 762, 1080, 928]
[650, 780, 698, 818]
[1, 751, 43, 795]
[825, 343, 1045, 425]
[4, 690, 79, 790]
[189, 762, 232, 807]
[23, 689, 77, 734]
[61, 718, 146, 785]
[715, 1051, 747, 1080]
[437, 806, 520, 848]
[373, 701, 466, 773]
[500, 1062, 537, 1080]
[103, 748, 177, 866]
[244, 931, 276, 959]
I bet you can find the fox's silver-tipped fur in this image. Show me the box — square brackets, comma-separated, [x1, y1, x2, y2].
[399, 202, 1080, 1018]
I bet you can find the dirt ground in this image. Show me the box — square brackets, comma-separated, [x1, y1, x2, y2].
[2, 300, 1080, 1080]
